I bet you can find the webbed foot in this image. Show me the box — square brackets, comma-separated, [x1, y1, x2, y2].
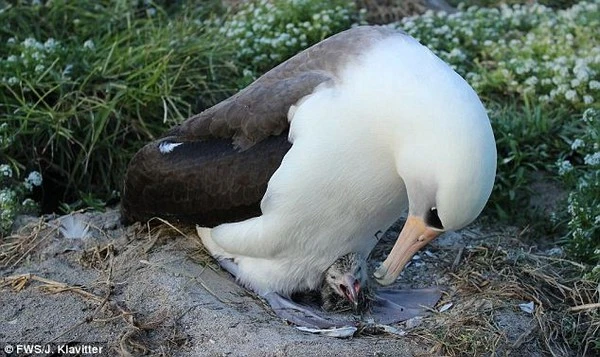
[262, 292, 353, 329]
[370, 287, 442, 324]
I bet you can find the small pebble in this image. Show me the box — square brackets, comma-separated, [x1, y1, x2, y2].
[424, 250, 436, 258]
[545, 247, 563, 256]
[519, 301, 535, 314]
[404, 316, 423, 329]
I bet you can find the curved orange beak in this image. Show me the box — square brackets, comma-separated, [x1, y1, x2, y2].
[373, 215, 440, 285]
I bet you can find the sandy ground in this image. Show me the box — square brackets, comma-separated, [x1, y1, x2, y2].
[0, 204, 585, 356]
[0, 210, 434, 356]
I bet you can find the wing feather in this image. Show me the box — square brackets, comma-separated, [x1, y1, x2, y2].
[122, 26, 398, 224]
[165, 26, 396, 149]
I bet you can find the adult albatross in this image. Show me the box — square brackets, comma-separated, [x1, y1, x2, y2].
[123, 26, 496, 327]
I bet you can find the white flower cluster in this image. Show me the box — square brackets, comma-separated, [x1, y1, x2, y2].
[1, 37, 61, 85]
[0, 188, 16, 205]
[0, 168, 41, 229]
[0, 188, 17, 233]
[0, 34, 93, 85]
[0, 164, 13, 178]
[557, 107, 599, 261]
[571, 138, 585, 151]
[0, 167, 42, 234]
[566, 180, 599, 253]
[23, 171, 43, 191]
[557, 160, 573, 176]
[83, 39, 95, 50]
[558, 108, 599, 173]
[395, 1, 600, 110]
[584, 152, 600, 166]
[204, 0, 362, 76]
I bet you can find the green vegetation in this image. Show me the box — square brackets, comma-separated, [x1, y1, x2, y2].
[0, 0, 242, 207]
[204, 0, 363, 77]
[0, 0, 598, 268]
[557, 108, 599, 265]
[0, 163, 40, 233]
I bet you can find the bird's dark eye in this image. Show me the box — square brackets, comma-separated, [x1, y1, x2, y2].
[426, 207, 444, 230]
[329, 275, 336, 280]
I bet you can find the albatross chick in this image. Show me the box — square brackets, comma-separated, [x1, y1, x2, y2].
[321, 253, 371, 313]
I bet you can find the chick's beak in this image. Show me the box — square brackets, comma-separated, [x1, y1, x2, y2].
[341, 273, 361, 308]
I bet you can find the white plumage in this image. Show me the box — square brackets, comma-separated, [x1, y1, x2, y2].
[199, 30, 496, 296]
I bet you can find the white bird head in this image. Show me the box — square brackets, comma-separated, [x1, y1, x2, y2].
[372, 38, 497, 285]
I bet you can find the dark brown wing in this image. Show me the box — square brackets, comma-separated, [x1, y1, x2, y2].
[122, 133, 291, 226]
[121, 26, 397, 225]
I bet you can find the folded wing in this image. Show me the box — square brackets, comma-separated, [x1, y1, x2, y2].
[121, 26, 396, 225]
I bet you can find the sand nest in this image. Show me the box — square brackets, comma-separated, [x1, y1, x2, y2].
[1, 208, 597, 356]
